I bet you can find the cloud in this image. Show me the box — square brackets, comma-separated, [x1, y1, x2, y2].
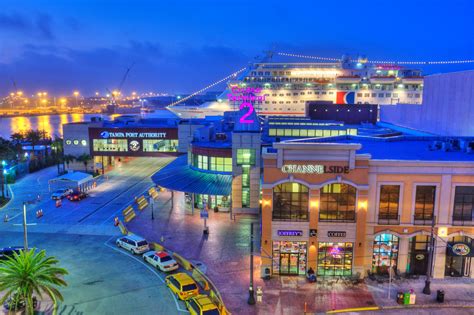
[0, 12, 55, 40]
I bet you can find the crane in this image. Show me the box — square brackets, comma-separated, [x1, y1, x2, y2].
[106, 62, 135, 106]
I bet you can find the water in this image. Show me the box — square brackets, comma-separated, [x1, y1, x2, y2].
[0, 109, 178, 140]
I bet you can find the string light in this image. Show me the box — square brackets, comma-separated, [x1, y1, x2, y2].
[167, 67, 247, 107]
[277, 52, 474, 65]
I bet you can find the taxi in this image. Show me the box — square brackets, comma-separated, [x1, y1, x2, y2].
[185, 295, 220, 315]
[142, 251, 179, 272]
[165, 273, 199, 300]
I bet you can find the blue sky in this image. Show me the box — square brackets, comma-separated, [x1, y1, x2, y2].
[0, 0, 473, 95]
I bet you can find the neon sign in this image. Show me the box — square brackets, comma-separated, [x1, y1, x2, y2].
[228, 86, 266, 124]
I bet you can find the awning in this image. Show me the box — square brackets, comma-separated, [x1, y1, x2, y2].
[151, 155, 232, 196]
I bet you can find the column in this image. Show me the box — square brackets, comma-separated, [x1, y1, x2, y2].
[470, 257, 474, 279]
[260, 188, 273, 276]
[355, 190, 369, 276]
[308, 189, 319, 270]
[397, 237, 409, 274]
[433, 236, 447, 279]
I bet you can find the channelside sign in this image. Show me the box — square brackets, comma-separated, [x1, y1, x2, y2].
[281, 164, 350, 174]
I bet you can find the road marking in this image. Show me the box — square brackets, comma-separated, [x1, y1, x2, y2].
[103, 236, 189, 313]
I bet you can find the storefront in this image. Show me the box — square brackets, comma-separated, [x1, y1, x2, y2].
[272, 241, 307, 275]
[187, 193, 231, 211]
[317, 242, 354, 276]
[408, 235, 430, 275]
[445, 236, 473, 277]
[372, 233, 399, 274]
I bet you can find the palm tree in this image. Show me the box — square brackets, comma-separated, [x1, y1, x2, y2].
[0, 249, 68, 315]
[25, 129, 42, 160]
[76, 153, 92, 173]
[63, 154, 75, 171]
[10, 132, 25, 160]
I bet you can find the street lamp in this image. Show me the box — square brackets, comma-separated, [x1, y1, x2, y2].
[248, 222, 256, 305]
[423, 215, 437, 295]
[73, 91, 79, 107]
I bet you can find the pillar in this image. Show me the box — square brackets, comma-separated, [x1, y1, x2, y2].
[308, 189, 319, 270]
[398, 237, 409, 274]
[260, 188, 273, 275]
[433, 236, 447, 279]
[355, 190, 369, 276]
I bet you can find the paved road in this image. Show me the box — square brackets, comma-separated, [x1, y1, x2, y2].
[0, 231, 185, 315]
[1, 157, 174, 235]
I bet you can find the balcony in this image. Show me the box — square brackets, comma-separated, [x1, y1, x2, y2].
[377, 214, 400, 225]
[452, 216, 474, 226]
[413, 215, 434, 226]
[319, 211, 356, 223]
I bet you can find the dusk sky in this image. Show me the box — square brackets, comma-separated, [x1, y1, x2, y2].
[0, 0, 473, 96]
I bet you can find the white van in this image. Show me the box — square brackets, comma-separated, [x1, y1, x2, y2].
[116, 235, 150, 254]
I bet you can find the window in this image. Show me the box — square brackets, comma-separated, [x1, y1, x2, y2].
[143, 139, 178, 152]
[209, 157, 232, 172]
[414, 186, 436, 223]
[317, 242, 353, 276]
[378, 185, 400, 223]
[372, 234, 399, 275]
[236, 149, 256, 165]
[453, 186, 474, 223]
[93, 139, 128, 152]
[319, 184, 356, 221]
[273, 182, 309, 221]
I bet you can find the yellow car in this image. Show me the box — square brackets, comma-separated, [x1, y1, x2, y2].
[165, 273, 199, 300]
[185, 295, 220, 315]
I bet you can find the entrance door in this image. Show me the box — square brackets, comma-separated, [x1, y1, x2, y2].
[412, 251, 428, 275]
[446, 256, 465, 277]
[279, 253, 300, 275]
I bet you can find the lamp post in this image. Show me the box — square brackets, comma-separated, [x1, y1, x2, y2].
[423, 215, 436, 295]
[0, 160, 5, 199]
[22, 202, 29, 251]
[248, 222, 256, 305]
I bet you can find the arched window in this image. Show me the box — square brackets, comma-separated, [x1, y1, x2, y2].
[273, 182, 309, 221]
[319, 183, 356, 222]
[372, 233, 399, 274]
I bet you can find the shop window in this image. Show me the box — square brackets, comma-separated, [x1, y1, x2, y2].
[92, 139, 128, 152]
[142, 139, 178, 152]
[236, 149, 256, 165]
[319, 183, 356, 222]
[272, 241, 307, 275]
[445, 236, 473, 277]
[317, 242, 353, 276]
[372, 233, 399, 275]
[414, 186, 436, 224]
[378, 185, 400, 224]
[269, 129, 276, 136]
[273, 182, 309, 221]
[453, 186, 474, 224]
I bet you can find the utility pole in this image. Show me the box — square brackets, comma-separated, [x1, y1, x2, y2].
[423, 215, 436, 295]
[22, 202, 29, 251]
[248, 222, 256, 305]
[151, 197, 155, 220]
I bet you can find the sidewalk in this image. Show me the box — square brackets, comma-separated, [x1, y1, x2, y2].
[126, 192, 378, 314]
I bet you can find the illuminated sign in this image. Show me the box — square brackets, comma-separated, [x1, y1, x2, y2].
[327, 231, 346, 237]
[227, 86, 265, 124]
[452, 243, 470, 256]
[281, 164, 350, 174]
[291, 70, 340, 77]
[129, 140, 140, 151]
[277, 230, 303, 237]
[438, 227, 448, 237]
[100, 131, 167, 139]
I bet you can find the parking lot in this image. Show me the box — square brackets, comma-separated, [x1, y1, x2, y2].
[0, 231, 186, 315]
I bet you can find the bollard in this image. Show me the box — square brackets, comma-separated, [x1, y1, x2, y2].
[3, 214, 8, 222]
[256, 286, 262, 303]
[114, 217, 119, 226]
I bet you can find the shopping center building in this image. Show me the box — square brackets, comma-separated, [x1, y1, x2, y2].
[260, 136, 474, 279]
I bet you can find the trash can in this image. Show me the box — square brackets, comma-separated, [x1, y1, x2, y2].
[403, 292, 411, 305]
[437, 290, 445, 303]
[396, 292, 404, 304]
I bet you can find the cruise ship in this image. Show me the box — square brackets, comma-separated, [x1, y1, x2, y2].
[168, 55, 424, 118]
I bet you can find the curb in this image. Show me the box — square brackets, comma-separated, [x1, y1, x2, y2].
[326, 304, 474, 314]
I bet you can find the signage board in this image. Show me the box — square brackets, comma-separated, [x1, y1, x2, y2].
[281, 164, 350, 174]
[277, 230, 303, 237]
[327, 231, 346, 238]
[309, 229, 317, 237]
[448, 242, 473, 257]
[227, 86, 265, 124]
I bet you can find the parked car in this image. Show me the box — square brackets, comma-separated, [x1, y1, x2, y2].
[143, 251, 179, 272]
[67, 191, 87, 201]
[186, 295, 220, 315]
[51, 188, 73, 200]
[116, 235, 149, 254]
[0, 246, 23, 260]
[165, 273, 199, 300]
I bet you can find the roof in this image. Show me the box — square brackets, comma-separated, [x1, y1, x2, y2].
[156, 252, 169, 258]
[152, 155, 232, 196]
[286, 136, 474, 162]
[172, 273, 195, 284]
[48, 172, 93, 185]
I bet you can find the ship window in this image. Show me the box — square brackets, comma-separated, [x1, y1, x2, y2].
[293, 93, 298, 96]
[293, 101, 298, 103]
[378, 93, 384, 97]
[393, 93, 398, 97]
[286, 93, 291, 96]
[307, 91, 313, 95]
[279, 101, 284, 104]
[372, 93, 376, 97]
[272, 101, 276, 104]
[269, 129, 276, 136]
[300, 92, 305, 95]
[357, 93, 362, 97]
[328, 91, 333, 95]
[364, 93, 370, 97]
[272, 94, 277, 96]
[279, 94, 284, 96]
[385, 93, 391, 97]
[322, 92, 327, 95]
[415, 94, 420, 97]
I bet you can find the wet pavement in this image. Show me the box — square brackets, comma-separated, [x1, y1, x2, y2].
[127, 191, 377, 315]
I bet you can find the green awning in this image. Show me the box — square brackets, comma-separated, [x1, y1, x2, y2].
[151, 155, 232, 196]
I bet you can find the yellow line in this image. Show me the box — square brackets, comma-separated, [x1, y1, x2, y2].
[327, 306, 380, 314]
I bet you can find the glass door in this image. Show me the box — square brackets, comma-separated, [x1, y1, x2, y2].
[280, 254, 290, 274]
[289, 253, 299, 275]
[446, 256, 463, 277]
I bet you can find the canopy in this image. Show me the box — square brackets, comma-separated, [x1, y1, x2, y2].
[151, 155, 232, 196]
[48, 171, 94, 191]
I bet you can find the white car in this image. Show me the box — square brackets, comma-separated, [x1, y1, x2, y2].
[51, 188, 73, 200]
[143, 251, 179, 272]
[116, 235, 150, 254]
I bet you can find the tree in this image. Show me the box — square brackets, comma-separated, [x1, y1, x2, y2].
[25, 129, 42, 160]
[63, 154, 75, 171]
[10, 132, 25, 160]
[0, 249, 68, 315]
[51, 138, 64, 174]
[76, 153, 92, 173]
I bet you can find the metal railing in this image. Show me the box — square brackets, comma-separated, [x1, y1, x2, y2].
[319, 211, 356, 223]
[452, 216, 474, 226]
[413, 215, 433, 225]
[377, 214, 400, 225]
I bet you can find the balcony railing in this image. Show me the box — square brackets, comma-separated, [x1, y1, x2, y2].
[452, 216, 474, 226]
[319, 211, 356, 223]
[378, 214, 400, 225]
[413, 215, 434, 225]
